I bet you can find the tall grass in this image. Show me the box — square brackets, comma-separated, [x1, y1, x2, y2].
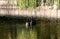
[17, 0, 36, 9]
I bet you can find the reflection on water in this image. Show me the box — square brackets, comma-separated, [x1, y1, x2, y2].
[17, 27, 37, 39]
[17, 24, 37, 39]
[0, 19, 60, 39]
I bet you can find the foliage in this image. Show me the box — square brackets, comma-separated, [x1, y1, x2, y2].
[17, 0, 36, 9]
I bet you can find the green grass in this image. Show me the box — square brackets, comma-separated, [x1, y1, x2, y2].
[17, 0, 36, 9]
